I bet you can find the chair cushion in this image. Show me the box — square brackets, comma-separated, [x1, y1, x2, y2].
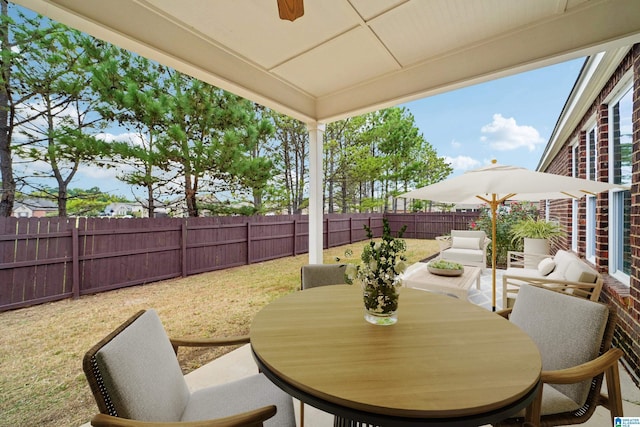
[512, 383, 582, 417]
[450, 230, 486, 243]
[95, 310, 190, 421]
[301, 264, 347, 289]
[182, 373, 296, 427]
[537, 258, 556, 276]
[452, 236, 481, 250]
[564, 261, 598, 284]
[442, 247, 484, 263]
[510, 284, 608, 408]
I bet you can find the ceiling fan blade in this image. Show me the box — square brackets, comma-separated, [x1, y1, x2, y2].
[277, 0, 304, 21]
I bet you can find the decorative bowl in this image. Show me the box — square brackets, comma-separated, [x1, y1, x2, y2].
[427, 266, 464, 276]
[427, 260, 464, 277]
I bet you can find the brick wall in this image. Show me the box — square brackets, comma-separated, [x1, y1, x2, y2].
[544, 44, 640, 381]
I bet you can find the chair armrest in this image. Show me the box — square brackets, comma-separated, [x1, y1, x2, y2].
[435, 236, 452, 252]
[90, 405, 276, 427]
[502, 275, 602, 302]
[496, 308, 511, 319]
[506, 251, 552, 269]
[170, 335, 250, 354]
[541, 348, 623, 385]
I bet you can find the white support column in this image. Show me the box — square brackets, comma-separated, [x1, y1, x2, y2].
[307, 122, 325, 265]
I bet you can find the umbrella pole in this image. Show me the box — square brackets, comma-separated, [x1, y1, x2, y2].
[476, 192, 514, 311]
[491, 196, 498, 312]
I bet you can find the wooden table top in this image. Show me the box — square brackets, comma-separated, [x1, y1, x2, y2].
[250, 285, 541, 425]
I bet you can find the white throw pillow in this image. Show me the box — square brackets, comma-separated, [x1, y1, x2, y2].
[537, 258, 556, 276]
[452, 236, 480, 250]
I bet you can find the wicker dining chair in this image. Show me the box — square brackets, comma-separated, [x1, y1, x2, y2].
[301, 264, 348, 290]
[83, 309, 295, 427]
[494, 284, 623, 427]
[298, 263, 349, 426]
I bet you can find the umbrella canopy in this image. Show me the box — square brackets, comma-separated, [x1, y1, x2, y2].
[400, 161, 627, 311]
[402, 162, 620, 204]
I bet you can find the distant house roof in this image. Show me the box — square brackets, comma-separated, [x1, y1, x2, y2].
[17, 198, 58, 210]
[12, 198, 58, 217]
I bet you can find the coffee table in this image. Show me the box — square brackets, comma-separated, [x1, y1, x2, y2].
[402, 262, 481, 299]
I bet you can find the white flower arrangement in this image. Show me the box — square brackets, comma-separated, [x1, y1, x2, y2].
[344, 219, 407, 315]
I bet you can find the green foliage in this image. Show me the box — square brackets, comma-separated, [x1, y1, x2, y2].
[4, 5, 110, 216]
[3, 8, 454, 218]
[470, 202, 539, 267]
[510, 218, 565, 243]
[322, 107, 452, 213]
[428, 259, 463, 270]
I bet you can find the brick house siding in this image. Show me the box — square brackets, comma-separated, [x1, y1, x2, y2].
[542, 45, 640, 381]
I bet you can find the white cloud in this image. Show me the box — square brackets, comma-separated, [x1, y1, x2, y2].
[480, 114, 544, 151]
[444, 155, 480, 171]
[450, 139, 462, 149]
[96, 132, 145, 146]
[77, 164, 122, 180]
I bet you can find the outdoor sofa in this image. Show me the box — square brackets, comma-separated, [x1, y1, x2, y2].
[502, 249, 603, 309]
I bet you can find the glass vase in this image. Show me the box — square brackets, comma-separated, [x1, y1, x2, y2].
[362, 282, 399, 326]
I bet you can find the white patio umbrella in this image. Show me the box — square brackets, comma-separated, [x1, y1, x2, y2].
[400, 160, 626, 311]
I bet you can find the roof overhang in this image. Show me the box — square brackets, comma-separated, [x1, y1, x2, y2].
[538, 45, 633, 170]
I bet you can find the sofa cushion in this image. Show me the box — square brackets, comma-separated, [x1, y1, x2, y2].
[504, 267, 541, 280]
[552, 250, 579, 277]
[452, 236, 481, 250]
[537, 258, 556, 276]
[564, 261, 598, 284]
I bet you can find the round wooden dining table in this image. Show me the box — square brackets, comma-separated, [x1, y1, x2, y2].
[250, 285, 541, 426]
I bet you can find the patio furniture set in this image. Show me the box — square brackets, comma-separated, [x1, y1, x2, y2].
[80, 230, 620, 427]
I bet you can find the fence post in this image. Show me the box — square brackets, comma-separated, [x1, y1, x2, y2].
[181, 222, 188, 277]
[293, 219, 297, 255]
[72, 224, 80, 299]
[349, 217, 353, 243]
[247, 221, 252, 265]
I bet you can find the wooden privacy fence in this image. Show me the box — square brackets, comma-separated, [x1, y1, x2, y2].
[0, 211, 479, 312]
[385, 212, 479, 239]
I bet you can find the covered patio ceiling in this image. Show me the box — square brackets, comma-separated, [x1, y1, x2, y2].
[14, 0, 640, 124]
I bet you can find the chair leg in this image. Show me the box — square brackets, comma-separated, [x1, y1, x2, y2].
[606, 362, 624, 423]
[300, 401, 304, 427]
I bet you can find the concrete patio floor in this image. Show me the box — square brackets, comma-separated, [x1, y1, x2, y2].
[81, 269, 640, 426]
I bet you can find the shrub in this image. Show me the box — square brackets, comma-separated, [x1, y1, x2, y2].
[469, 202, 539, 268]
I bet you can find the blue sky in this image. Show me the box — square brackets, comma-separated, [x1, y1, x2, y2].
[52, 57, 586, 199]
[402, 57, 585, 176]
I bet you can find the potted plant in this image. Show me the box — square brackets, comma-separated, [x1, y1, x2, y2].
[510, 218, 565, 266]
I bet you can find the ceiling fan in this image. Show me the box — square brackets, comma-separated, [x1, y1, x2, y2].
[277, 0, 304, 21]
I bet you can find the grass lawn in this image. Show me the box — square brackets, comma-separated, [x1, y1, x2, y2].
[0, 238, 438, 427]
